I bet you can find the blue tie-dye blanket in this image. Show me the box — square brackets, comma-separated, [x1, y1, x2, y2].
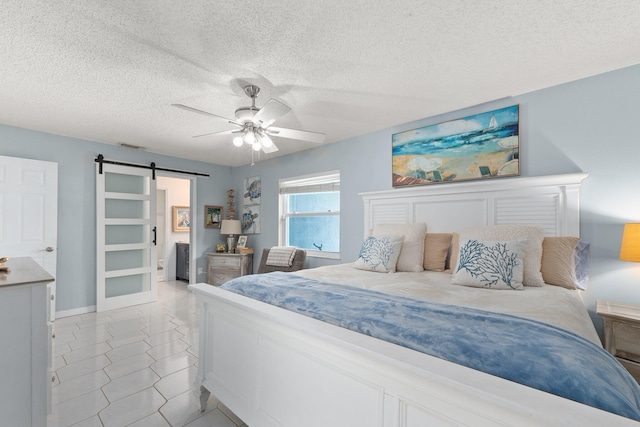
[221, 272, 640, 421]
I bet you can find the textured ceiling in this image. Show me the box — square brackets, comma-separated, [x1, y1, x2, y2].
[1, 1, 639, 167]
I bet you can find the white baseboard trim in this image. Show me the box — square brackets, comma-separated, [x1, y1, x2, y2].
[56, 305, 97, 319]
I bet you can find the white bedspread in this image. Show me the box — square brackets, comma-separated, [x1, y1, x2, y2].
[295, 263, 601, 345]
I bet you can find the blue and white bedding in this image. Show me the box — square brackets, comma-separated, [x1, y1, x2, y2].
[221, 271, 640, 421]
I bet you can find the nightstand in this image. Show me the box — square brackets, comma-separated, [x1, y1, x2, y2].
[206, 252, 253, 286]
[596, 299, 640, 383]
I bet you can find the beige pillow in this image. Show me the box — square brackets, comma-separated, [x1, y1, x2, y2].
[446, 232, 460, 272]
[373, 223, 426, 272]
[460, 225, 545, 287]
[541, 236, 580, 289]
[423, 233, 453, 271]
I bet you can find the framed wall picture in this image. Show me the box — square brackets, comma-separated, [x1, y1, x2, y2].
[204, 205, 223, 229]
[172, 206, 190, 232]
[392, 105, 520, 187]
[236, 235, 248, 249]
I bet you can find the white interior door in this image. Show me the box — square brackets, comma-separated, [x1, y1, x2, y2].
[0, 155, 57, 320]
[96, 163, 157, 312]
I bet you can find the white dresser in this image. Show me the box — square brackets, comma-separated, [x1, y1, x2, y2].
[206, 252, 253, 286]
[0, 257, 54, 426]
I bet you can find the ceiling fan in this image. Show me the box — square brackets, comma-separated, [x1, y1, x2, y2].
[172, 85, 325, 154]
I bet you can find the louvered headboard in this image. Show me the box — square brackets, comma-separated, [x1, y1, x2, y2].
[360, 173, 588, 237]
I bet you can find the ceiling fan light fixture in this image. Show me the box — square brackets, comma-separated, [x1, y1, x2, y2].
[232, 136, 244, 147]
[252, 141, 262, 151]
[244, 131, 256, 144]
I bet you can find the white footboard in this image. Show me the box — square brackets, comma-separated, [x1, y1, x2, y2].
[189, 283, 637, 427]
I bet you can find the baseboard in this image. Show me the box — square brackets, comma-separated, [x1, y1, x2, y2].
[55, 305, 96, 319]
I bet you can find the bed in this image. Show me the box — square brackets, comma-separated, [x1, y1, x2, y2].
[189, 173, 640, 426]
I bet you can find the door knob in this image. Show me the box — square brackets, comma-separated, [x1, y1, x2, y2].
[46, 247, 54, 252]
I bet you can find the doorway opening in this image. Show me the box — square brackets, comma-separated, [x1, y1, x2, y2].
[157, 175, 193, 283]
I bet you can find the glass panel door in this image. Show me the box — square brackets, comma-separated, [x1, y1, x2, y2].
[96, 164, 157, 311]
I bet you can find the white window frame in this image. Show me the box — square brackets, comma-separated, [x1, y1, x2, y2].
[279, 171, 340, 260]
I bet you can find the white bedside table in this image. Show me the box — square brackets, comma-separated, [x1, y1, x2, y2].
[596, 299, 640, 383]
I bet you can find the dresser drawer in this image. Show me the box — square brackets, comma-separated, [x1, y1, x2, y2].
[618, 358, 640, 384]
[210, 270, 241, 286]
[209, 256, 241, 269]
[613, 322, 640, 362]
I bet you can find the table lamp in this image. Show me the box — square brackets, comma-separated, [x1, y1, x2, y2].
[220, 219, 242, 253]
[620, 223, 640, 262]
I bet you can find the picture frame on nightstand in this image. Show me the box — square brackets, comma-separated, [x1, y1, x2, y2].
[236, 235, 248, 249]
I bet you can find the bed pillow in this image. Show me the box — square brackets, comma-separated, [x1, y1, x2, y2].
[353, 236, 403, 273]
[373, 223, 426, 272]
[423, 233, 453, 271]
[452, 239, 526, 290]
[541, 236, 579, 289]
[461, 225, 545, 287]
[574, 240, 590, 290]
[446, 232, 460, 272]
[541, 237, 591, 290]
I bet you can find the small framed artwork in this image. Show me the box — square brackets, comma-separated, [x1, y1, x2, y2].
[172, 206, 190, 232]
[204, 205, 222, 229]
[236, 235, 248, 249]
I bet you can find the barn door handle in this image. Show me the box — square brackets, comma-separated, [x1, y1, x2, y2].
[152, 227, 157, 245]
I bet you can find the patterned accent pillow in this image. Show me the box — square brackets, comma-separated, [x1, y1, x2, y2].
[461, 225, 545, 287]
[452, 239, 526, 290]
[353, 236, 403, 273]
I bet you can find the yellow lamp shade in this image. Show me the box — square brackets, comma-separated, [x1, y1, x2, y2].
[620, 223, 640, 262]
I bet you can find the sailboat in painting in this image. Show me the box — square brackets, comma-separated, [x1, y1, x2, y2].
[488, 115, 498, 130]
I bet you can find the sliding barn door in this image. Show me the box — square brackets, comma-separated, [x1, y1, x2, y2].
[96, 163, 157, 312]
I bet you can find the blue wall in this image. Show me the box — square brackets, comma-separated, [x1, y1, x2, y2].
[232, 63, 640, 333]
[2, 63, 639, 334]
[0, 126, 232, 312]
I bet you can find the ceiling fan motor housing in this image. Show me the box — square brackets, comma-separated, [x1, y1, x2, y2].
[235, 106, 258, 123]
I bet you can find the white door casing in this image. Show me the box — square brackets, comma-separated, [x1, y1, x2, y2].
[0, 155, 58, 320]
[96, 163, 157, 311]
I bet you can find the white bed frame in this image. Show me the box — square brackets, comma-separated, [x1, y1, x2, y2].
[189, 173, 638, 426]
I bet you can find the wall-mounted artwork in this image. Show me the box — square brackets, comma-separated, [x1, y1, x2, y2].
[242, 176, 261, 234]
[392, 105, 519, 187]
[172, 206, 190, 232]
[204, 205, 222, 229]
[242, 205, 260, 234]
[243, 176, 261, 205]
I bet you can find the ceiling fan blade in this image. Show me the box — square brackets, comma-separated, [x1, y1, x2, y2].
[172, 104, 242, 126]
[262, 141, 279, 154]
[267, 126, 325, 144]
[253, 99, 291, 128]
[192, 129, 240, 138]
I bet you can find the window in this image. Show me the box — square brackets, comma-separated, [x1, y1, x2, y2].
[279, 171, 340, 259]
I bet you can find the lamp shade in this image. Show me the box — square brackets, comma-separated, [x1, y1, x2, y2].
[620, 223, 640, 262]
[220, 219, 241, 236]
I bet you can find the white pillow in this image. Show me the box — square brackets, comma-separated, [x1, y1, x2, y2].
[452, 239, 526, 290]
[373, 223, 426, 272]
[353, 236, 403, 273]
[461, 225, 545, 287]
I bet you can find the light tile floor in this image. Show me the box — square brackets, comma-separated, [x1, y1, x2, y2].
[48, 280, 247, 427]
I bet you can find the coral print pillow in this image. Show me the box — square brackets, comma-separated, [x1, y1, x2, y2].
[353, 236, 403, 273]
[452, 239, 526, 290]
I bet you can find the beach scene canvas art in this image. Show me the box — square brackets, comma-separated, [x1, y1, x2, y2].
[392, 105, 519, 187]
